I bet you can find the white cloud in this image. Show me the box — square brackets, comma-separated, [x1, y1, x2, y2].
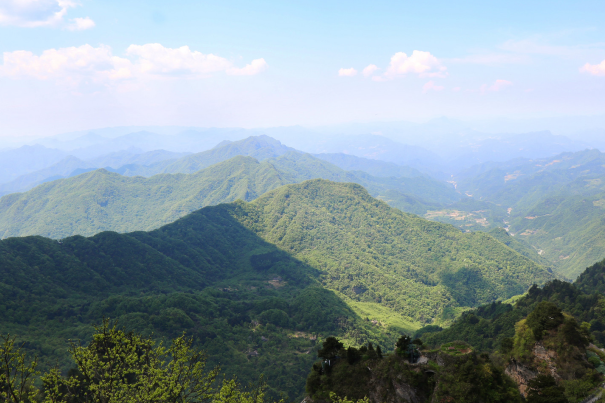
[66, 16, 95, 31]
[227, 58, 268, 76]
[422, 80, 444, 93]
[126, 44, 233, 76]
[0, 0, 87, 28]
[362, 64, 379, 77]
[452, 87, 461, 92]
[0, 43, 268, 86]
[479, 79, 512, 93]
[338, 67, 357, 77]
[383, 50, 447, 79]
[0, 44, 132, 83]
[580, 60, 605, 76]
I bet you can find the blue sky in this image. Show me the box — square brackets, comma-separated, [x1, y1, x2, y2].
[1, 0, 604, 136]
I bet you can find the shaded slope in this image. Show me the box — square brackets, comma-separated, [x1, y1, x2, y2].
[0, 202, 366, 400]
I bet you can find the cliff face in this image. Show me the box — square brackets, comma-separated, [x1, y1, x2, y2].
[505, 341, 563, 397]
[505, 356, 539, 397]
[306, 342, 522, 403]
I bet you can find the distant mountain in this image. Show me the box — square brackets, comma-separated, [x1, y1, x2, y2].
[0, 151, 459, 239]
[87, 149, 191, 169]
[37, 127, 265, 158]
[309, 134, 442, 175]
[0, 156, 286, 239]
[314, 153, 425, 178]
[102, 135, 433, 183]
[161, 135, 295, 174]
[0, 145, 67, 183]
[455, 149, 605, 208]
[0, 156, 94, 196]
[0, 149, 192, 196]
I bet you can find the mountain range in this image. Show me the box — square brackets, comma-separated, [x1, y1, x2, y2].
[0, 136, 461, 239]
[0, 179, 554, 399]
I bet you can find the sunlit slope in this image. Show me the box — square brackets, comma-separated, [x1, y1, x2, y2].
[509, 187, 605, 278]
[0, 153, 458, 239]
[222, 179, 553, 323]
[0, 156, 287, 239]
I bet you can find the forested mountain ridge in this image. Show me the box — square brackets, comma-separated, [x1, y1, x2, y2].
[0, 179, 554, 399]
[0, 151, 459, 239]
[228, 180, 553, 322]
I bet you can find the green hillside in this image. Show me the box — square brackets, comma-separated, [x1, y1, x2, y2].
[0, 179, 553, 399]
[448, 149, 605, 278]
[0, 151, 459, 239]
[508, 187, 605, 278]
[0, 156, 287, 239]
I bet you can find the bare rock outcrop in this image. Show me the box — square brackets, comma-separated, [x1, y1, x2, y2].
[505, 358, 538, 397]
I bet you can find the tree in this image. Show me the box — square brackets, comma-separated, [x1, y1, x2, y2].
[0, 334, 39, 403]
[395, 335, 412, 357]
[346, 347, 361, 365]
[42, 319, 269, 403]
[526, 302, 564, 340]
[500, 337, 513, 354]
[526, 374, 568, 403]
[318, 337, 343, 360]
[375, 345, 383, 359]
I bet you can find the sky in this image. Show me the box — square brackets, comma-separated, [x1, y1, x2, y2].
[0, 0, 604, 137]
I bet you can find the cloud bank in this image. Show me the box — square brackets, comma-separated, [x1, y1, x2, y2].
[0, 43, 268, 85]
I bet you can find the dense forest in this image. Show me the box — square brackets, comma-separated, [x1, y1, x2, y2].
[0, 179, 554, 399]
[304, 258, 605, 402]
[0, 140, 458, 239]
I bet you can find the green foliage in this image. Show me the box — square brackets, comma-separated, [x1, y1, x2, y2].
[318, 338, 344, 360]
[0, 334, 40, 403]
[432, 353, 522, 403]
[395, 335, 411, 357]
[0, 179, 555, 399]
[526, 374, 568, 403]
[42, 319, 223, 403]
[423, 279, 605, 351]
[526, 301, 564, 340]
[1, 322, 278, 403]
